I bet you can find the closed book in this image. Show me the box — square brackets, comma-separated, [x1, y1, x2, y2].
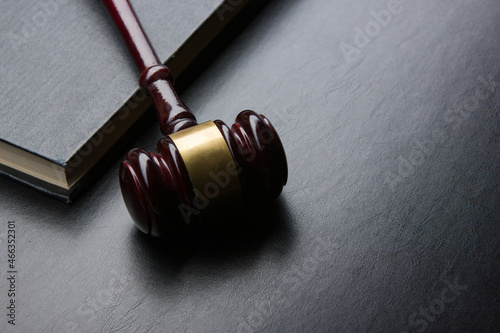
[0, 0, 263, 202]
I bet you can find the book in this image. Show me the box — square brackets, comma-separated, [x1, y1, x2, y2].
[0, 0, 265, 202]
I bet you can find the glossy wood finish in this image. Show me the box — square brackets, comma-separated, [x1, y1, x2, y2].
[2, 0, 500, 331]
[120, 110, 288, 237]
[104, 0, 288, 236]
[218, 111, 288, 202]
[119, 142, 196, 237]
[102, 0, 197, 134]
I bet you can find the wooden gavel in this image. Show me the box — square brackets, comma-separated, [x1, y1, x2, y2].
[103, 0, 287, 237]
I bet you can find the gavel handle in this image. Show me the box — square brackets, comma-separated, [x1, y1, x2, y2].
[102, 0, 197, 134]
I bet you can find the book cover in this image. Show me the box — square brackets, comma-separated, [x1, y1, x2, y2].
[0, 0, 263, 202]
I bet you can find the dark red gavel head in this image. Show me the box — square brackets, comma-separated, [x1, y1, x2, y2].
[101, 0, 287, 237]
[119, 110, 288, 237]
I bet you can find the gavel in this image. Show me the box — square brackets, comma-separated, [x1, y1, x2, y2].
[103, 0, 287, 237]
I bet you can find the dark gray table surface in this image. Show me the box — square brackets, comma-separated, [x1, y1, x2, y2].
[1, 0, 499, 332]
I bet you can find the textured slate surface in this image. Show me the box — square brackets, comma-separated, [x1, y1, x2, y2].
[0, 0, 221, 162]
[0, 0, 499, 332]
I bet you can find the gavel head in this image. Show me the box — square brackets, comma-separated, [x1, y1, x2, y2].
[119, 110, 288, 237]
